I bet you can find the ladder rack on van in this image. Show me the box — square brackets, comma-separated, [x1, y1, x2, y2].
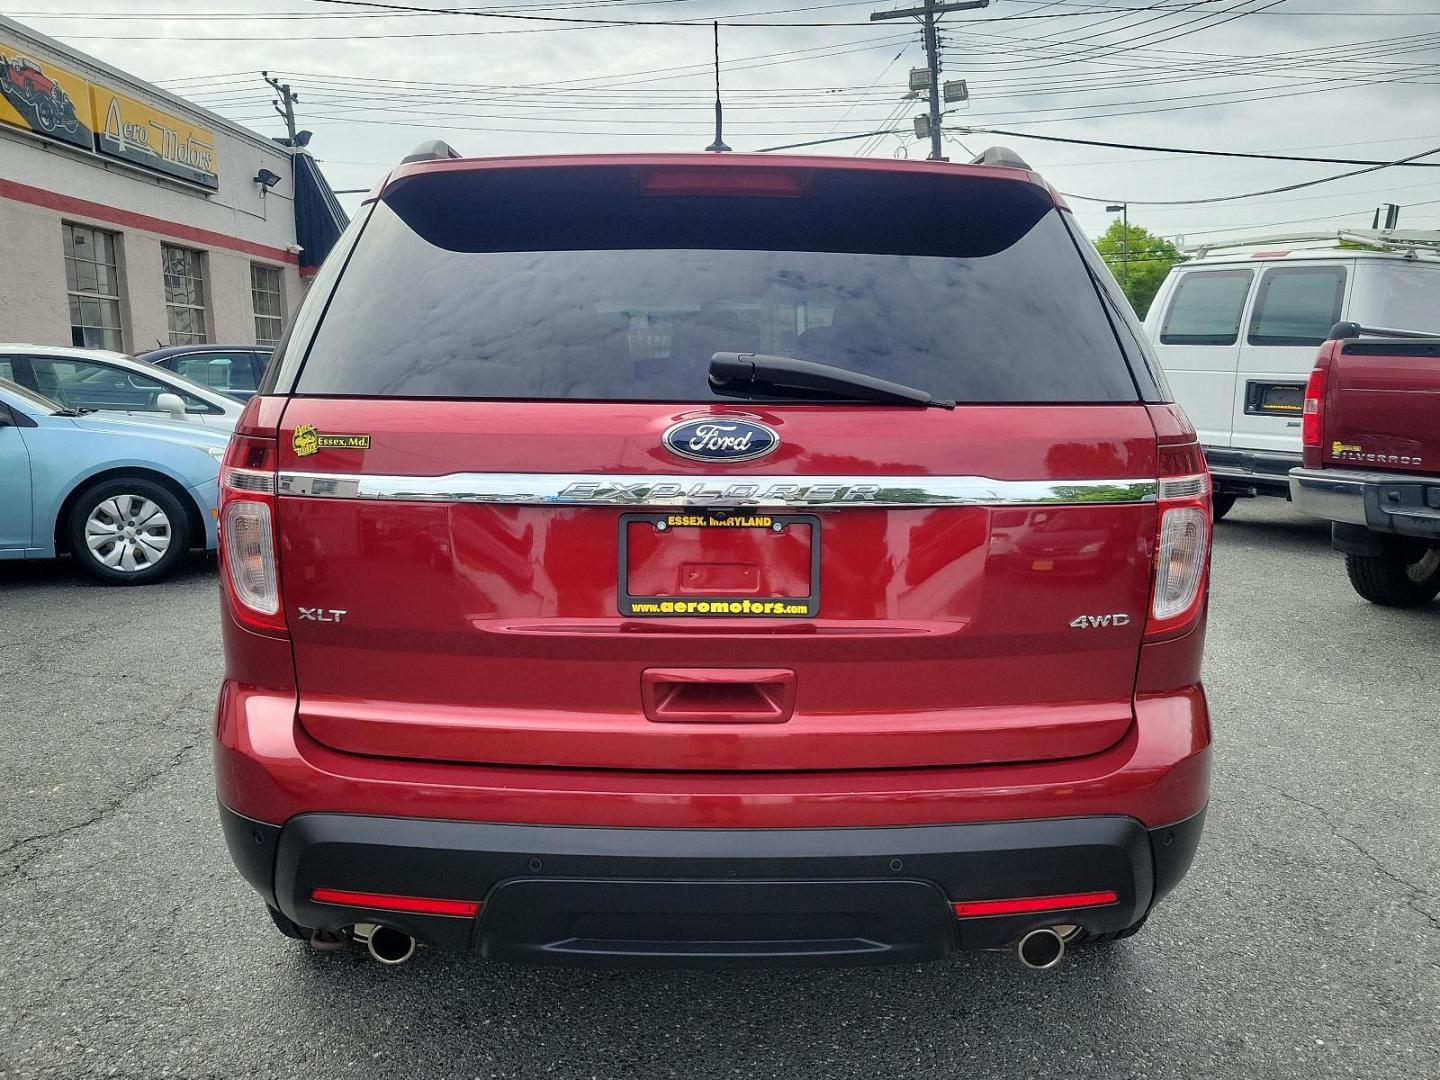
[1185, 229, 1440, 260]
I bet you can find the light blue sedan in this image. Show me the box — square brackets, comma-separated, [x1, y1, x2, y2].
[0, 376, 227, 584]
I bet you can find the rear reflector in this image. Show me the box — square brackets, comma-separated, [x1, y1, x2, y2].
[311, 888, 482, 918]
[952, 890, 1118, 918]
[637, 167, 806, 198]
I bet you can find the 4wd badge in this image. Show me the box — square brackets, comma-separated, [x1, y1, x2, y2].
[292, 424, 370, 457]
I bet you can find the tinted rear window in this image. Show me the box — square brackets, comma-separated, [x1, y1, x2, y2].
[295, 165, 1136, 404]
[1160, 269, 1253, 346]
[1247, 266, 1346, 347]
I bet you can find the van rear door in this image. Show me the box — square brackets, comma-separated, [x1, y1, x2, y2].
[1229, 261, 1351, 454]
[268, 159, 1168, 773]
[1148, 266, 1254, 450]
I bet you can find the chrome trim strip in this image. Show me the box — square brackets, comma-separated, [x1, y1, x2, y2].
[277, 472, 1158, 508]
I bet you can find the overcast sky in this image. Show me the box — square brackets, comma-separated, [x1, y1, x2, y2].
[17, 0, 1440, 248]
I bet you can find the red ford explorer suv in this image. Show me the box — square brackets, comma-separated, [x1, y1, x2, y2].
[215, 148, 1212, 970]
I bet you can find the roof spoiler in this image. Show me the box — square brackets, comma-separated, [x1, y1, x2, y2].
[970, 146, 1031, 170]
[401, 140, 463, 164]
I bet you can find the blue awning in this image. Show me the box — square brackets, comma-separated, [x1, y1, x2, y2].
[293, 151, 349, 271]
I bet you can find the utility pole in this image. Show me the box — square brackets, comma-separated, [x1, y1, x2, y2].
[263, 71, 299, 147]
[1107, 202, 1130, 287]
[871, 0, 989, 162]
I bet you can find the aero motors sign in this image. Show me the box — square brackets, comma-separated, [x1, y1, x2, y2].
[0, 31, 220, 189]
[90, 85, 219, 189]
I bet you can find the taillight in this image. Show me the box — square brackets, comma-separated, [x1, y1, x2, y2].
[1147, 440, 1211, 639]
[219, 432, 286, 636]
[1301, 364, 1326, 448]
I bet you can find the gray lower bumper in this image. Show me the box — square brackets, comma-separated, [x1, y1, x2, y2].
[1290, 467, 1440, 538]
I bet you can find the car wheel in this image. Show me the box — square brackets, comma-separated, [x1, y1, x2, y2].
[32, 94, 57, 132]
[1211, 493, 1237, 521]
[66, 478, 191, 585]
[1344, 540, 1440, 608]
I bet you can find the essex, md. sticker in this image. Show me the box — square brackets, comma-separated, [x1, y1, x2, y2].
[292, 424, 371, 457]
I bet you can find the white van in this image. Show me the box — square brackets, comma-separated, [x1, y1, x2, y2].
[1142, 231, 1440, 517]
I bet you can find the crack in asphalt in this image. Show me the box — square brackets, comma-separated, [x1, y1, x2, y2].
[0, 690, 204, 886]
[1273, 787, 1440, 934]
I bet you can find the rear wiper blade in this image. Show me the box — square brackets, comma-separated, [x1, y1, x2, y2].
[709, 352, 955, 409]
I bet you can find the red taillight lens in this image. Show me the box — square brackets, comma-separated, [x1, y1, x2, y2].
[219, 433, 285, 636]
[637, 167, 806, 198]
[1146, 439, 1211, 639]
[311, 888, 482, 918]
[952, 890, 1118, 919]
[1301, 365, 1326, 448]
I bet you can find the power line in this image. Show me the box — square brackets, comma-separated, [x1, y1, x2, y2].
[1063, 142, 1440, 206]
[953, 126, 1440, 168]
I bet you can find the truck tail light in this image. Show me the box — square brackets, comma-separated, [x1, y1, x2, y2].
[1147, 441, 1211, 639]
[1301, 364, 1326, 448]
[219, 431, 286, 636]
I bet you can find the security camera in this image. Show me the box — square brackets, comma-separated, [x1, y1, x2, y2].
[285, 243, 304, 255]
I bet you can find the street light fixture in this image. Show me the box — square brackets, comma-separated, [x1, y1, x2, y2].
[1106, 202, 1129, 287]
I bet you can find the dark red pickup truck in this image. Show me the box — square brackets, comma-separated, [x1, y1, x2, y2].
[1289, 322, 1440, 606]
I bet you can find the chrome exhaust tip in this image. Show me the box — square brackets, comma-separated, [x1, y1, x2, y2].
[355, 923, 417, 966]
[1016, 927, 1066, 971]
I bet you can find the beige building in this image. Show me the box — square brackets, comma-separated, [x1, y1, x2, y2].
[0, 15, 345, 353]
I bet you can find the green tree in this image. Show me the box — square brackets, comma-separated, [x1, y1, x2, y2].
[1093, 219, 1183, 318]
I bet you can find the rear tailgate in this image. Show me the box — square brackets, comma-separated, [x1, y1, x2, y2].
[277, 401, 1158, 770]
[1324, 338, 1440, 474]
[271, 156, 1164, 772]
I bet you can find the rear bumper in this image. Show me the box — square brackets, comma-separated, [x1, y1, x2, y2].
[1205, 446, 1301, 496]
[1289, 467, 1440, 539]
[221, 806, 1205, 967]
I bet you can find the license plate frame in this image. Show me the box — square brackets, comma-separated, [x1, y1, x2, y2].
[617, 511, 821, 618]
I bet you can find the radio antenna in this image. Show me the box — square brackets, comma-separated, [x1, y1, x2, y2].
[705, 21, 732, 153]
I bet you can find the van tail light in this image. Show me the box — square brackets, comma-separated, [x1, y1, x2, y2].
[1147, 440, 1211, 639]
[1301, 364, 1326, 450]
[219, 432, 286, 636]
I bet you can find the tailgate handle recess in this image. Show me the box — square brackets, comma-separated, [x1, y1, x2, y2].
[642, 668, 796, 725]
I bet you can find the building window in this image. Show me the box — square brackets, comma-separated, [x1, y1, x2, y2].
[63, 223, 124, 351]
[162, 244, 209, 345]
[251, 263, 285, 344]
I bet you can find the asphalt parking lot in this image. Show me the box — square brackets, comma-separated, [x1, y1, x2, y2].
[1, 498, 1436, 1080]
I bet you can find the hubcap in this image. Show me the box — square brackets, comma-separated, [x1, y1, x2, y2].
[1406, 546, 1440, 584]
[85, 495, 171, 573]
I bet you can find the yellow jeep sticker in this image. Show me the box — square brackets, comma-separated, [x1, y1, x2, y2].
[293, 424, 370, 457]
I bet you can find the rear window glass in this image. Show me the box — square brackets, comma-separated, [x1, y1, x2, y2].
[1160, 270, 1253, 346]
[295, 166, 1136, 404]
[1248, 266, 1346, 347]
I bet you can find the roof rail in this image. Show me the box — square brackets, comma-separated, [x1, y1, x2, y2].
[970, 146, 1031, 170]
[1186, 228, 1440, 260]
[1327, 321, 1440, 341]
[401, 139, 462, 164]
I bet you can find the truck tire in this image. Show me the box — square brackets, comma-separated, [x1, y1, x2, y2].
[1344, 541, 1440, 608]
[1212, 493, 1236, 521]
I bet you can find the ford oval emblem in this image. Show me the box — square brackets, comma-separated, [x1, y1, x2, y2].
[663, 418, 780, 464]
